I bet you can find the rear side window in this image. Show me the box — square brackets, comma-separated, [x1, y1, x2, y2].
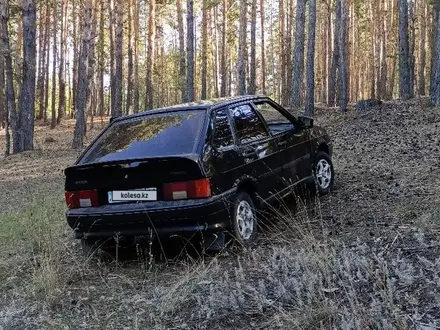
[80, 110, 205, 164]
[213, 109, 234, 148]
[230, 104, 268, 144]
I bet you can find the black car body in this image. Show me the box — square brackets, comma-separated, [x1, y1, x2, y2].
[64, 95, 333, 248]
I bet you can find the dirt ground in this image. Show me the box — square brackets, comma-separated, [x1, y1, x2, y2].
[1, 100, 440, 329]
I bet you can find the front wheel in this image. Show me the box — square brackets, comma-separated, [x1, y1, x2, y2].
[231, 191, 258, 248]
[313, 152, 335, 195]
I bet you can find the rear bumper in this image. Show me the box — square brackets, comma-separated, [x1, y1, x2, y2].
[66, 189, 236, 239]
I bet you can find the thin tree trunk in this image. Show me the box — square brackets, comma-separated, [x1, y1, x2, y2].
[186, 0, 195, 101]
[409, 0, 416, 97]
[260, 0, 265, 94]
[17, 0, 37, 152]
[212, 6, 220, 98]
[338, 0, 348, 112]
[291, 0, 306, 108]
[398, 0, 411, 100]
[0, 0, 16, 155]
[0, 42, 3, 131]
[237, 0, 247, 95]
[36, 0, 46, 121]
[133, 0, 139, 113]
[177, 0, 186, 102]
[108, 0, 115, 115]
[57, 0, 68, 124]
[146, 0, 156, 108]
[419, 1, 426, 96]
[248, 0, 257, 95]
[220, 0, 227, 97]
[71, 0, 78, 118]
[113, 0, 123, 116]
[98, 0, 105, 117]
[86, 2, 97, 132]
[431, 7, 440, 104]
[72, 0, 93, 148]
[50, 0, 57, 129]
[305, 0, 316, 116]
[328, 0, 340, 107]
[279, 0, 285, 102]
[201, 0, 208, 99]
[126, 0, 134, 114]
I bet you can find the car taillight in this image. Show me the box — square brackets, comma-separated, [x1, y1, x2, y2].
[163, 178, 212, 200]
[65, 190, 99, 209]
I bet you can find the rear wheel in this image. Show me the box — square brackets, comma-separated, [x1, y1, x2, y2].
[231, 191, 258, 247]
[313, 152, 334, 195]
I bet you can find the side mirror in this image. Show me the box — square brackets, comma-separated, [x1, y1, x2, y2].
[298, 116, 314, 129]
[109, 116, 116, 124]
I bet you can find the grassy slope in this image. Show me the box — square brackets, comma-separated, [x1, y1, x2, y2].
[1, 100, 440, 329]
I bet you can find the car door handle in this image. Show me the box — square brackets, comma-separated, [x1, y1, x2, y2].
[278, 141, 288, 147]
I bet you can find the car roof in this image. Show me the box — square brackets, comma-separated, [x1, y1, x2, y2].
[111, 95, 270, 123]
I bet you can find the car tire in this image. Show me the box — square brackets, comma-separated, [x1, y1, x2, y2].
[312, 151, 334, 196]
[231, 191, 258, 248]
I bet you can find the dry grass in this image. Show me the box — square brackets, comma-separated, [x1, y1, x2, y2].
[1, 100, 440, 329]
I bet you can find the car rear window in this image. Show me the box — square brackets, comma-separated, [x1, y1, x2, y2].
[79, 110, 205, 164]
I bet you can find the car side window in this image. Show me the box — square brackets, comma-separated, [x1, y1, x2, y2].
[253, 101, 295, 134]
[213, 109, 234, 148]
[230, 104, 269, 144]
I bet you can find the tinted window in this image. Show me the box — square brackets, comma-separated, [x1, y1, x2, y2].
[230, 104, 268, 144]
[80, 110, 205, 164]
[254, 102, 292, 123]
[254, 101, 295, 133]
[213, 109, 234, 148]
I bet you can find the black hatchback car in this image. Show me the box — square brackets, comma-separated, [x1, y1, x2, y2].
[65, 95, 334, 251]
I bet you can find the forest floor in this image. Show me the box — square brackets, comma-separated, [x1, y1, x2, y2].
[1, 99, 440, 329]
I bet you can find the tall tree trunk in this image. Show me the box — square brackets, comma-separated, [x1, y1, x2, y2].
[133, 0, 139, 113]
[71, 0, 78, 119]
[419, 1, 426, 96]
[260, 0, 265, 94]
[291, 0, 306, 108]
[398, 0, 411, 100]
[409, 0, 416, 97]
[57, 0, 68, 124]
[201, 0, 208, 99]
[126, 0, 134, 114]
[36, 0, 46, 121]
[72, 0, 93, 148]
[338, 0, 348, 112]
[379, 0, 388, 100]
[113, 0, 123, 116]
[305, 0, 316, 117]
[0, 43, 4, 131]
[146, 0, 156, 108]
[50, 0, 57, 129]
[98, 0, 105, 117]
[326, 2, 332, 104]
[248, 0, 257, 94]
[430, 6, 440, 104]
[177, 0, 186, 102]
[220, 0, 227, 97]
[108, 0, 115, 115]
[86, 2, 97, 132]
[212, 6, 220, 98]
[16, 0, 37, 152]
[328, 0, 340, 107]
[237, 0, 247, 95]
[0, 0, 16, 155]
[186, 0, 195, 101]
[279, 0, 285, 102]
